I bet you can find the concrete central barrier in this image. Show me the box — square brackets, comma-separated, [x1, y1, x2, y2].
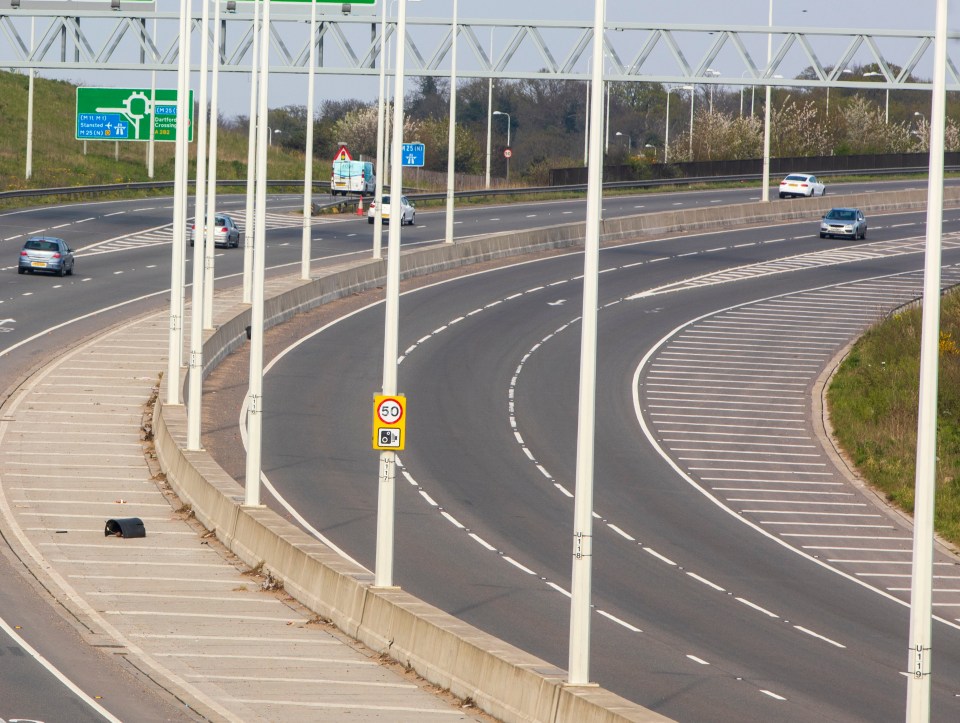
[154, 187, 955, 723]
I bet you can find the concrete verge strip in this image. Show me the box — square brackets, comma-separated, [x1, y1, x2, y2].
[154, 188, 953, 723]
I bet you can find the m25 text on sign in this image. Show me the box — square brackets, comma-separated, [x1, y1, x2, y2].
[76, 88, 194, 142]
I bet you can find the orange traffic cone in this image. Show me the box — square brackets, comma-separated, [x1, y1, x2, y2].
[356, 195, 364, 216]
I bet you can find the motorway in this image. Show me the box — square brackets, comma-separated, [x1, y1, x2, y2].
[0, 177, 953, 719]
[249, 204, 960, 721]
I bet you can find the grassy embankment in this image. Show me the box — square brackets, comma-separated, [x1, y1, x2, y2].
[828, 291, 960, 546]
[0, 69, 308, 205]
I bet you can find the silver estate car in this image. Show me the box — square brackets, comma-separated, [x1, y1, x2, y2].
[820, 208, 867, 240]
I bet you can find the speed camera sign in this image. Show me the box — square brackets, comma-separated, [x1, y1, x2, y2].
[373, 395, 406, 450]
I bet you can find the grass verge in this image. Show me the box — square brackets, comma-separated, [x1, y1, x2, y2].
[828, 290, 960, 546]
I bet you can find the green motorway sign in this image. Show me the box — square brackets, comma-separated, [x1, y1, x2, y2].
[76, 88, 194, 143]
[234, 1, 375, 3]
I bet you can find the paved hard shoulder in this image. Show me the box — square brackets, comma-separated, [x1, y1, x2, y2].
[0, 308, 485, 721]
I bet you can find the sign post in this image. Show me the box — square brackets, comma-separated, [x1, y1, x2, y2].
[76, 88, 194, 142]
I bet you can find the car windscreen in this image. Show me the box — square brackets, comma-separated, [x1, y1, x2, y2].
[826, 210, 855, 220]
[25, 239, 58, 251]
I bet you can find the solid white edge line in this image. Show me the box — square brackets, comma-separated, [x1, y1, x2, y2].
[760, 690, 787, 701]
[686, 654, 710, 665]
[0, 616, 121, 721]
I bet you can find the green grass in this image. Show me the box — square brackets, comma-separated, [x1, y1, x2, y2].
[0, 69, 309, 204]
[828, 292, 960, 545]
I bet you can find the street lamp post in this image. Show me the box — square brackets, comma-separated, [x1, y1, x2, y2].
[761, 0, 773, 202]
[615, 131, 631, 153]
[492, 110, 511, 182]
[864, 71, 890, 123]
[706, 68, 721, 113]
[444, 0, 458, 245]
[688, 85, 695, 159]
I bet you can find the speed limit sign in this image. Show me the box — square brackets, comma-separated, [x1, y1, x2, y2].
[373, 394, 406, 450]
[503, 148, 513, 158]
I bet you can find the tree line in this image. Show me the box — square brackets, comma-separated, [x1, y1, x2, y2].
[224, 64, 954, 185]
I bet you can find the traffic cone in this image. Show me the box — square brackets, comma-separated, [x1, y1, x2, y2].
[356, 195, 364, 216]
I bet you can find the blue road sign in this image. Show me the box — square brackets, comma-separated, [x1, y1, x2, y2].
[401, 143, 425, 167]
[77, 113, 129, 140]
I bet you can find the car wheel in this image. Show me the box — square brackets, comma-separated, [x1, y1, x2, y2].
[368, 217, 374, 224]
[58, 264, 66, 277]
[861, 229, 866, 239]
[779, 193, 785, 199]
[819, 232, 826, 238]
[67, 262, 74, 276]
[408, 213, 415, 227]
[17, 267, 25, 274]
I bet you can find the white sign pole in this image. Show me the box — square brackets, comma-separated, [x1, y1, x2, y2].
[26, 19, 34, 181]
[906, 1, 948, 719]
[443, 0, 457, 244]
[187, 0, 212, 450]
[372, 0, 388, 258]
[242, 0, 261, 305]
[301, 0, 317, 279]
[375, 0, 410, 590]
[568, 0, 605, 686]
[245, 0, 272, 508]
[761, 0, 773, 202]
[203, 0, 223, 330]
[166, 0, 191, 407]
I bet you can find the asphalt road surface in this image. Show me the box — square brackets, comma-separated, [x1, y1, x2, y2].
[247, 206, 960, 722]
[0, 178, 950, 719]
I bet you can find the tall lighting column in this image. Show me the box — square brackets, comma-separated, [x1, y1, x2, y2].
[375, 0, 412, 589]
[568, 0, 606, 686]
[761, 0, 773, 202]
[907, 1, 948, 719]
[443, 0, 458, 244]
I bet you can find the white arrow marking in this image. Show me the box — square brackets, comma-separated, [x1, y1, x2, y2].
[547, 299, 566, 306]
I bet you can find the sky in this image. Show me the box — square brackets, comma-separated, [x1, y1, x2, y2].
[6, 0, 952, 118]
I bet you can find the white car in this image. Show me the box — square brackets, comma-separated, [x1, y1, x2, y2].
[779, 173, 826, 199]
[367, 195, 415, 226]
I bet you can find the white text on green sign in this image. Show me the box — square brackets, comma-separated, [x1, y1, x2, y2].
[76, 88, 194, 143]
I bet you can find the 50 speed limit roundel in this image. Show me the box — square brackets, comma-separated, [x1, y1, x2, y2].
[376, 397, 403, 425]
[373, 394, 406, 450]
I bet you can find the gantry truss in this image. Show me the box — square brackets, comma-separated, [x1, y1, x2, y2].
[1, 10, 958, 91]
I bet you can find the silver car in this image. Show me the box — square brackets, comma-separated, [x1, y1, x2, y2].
[820, 208, 867, 239]
[190, 213, 241, 248]
[18, 236, 75, 276]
